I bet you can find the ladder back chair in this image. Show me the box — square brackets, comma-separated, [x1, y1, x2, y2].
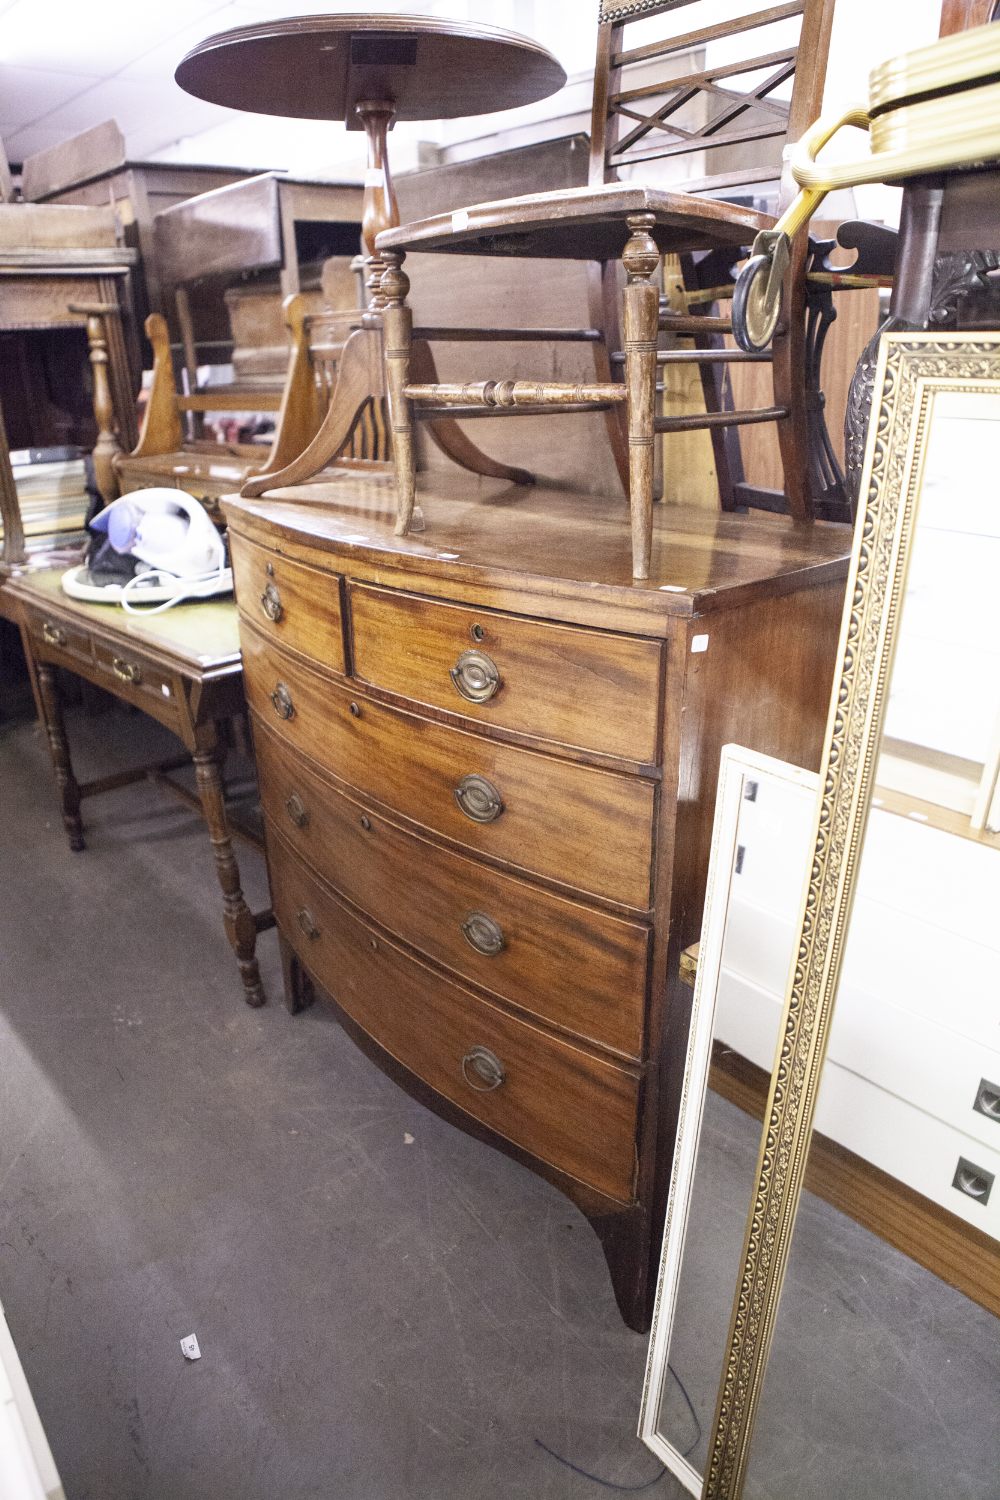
[377, 0, 839, 579]
[116, 296, 388, 517]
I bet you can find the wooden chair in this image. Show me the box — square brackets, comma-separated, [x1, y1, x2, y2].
[115, 294, 385, 515]
[377, 0, 839, 579]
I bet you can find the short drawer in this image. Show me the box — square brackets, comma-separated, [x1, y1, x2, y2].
[230, 532, 346, 674]
[255, 723, 650, 1058]
[270, 830, 640, 1203]
[92, 640, 177, 706]
[27, 610, 92, 669]
[243, 626, 655, 910]
[349, 583, 662, 763]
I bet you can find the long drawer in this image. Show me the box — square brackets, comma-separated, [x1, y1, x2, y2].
[242, 624, 656, 910]
[230, 533, 347, 674]
[349, 582, 662, 763]
[255, 721, 649, 1058]
[269, 830, 640, 1203]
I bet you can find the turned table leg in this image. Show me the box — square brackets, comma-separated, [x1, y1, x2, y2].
[194, 724, 265, 1007]
[622, 214, 661, 582]
[35, 661, 85, 851]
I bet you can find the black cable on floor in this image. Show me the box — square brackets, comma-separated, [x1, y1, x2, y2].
[533, 1362, 702, 1491]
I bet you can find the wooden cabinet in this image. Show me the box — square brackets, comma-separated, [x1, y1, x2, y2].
[225, 474, 850, 1329]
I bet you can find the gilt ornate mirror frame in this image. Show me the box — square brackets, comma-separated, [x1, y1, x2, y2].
[700, 332, 1000, 1499]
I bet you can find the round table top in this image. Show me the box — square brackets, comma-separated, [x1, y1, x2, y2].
[175, 13, 567, 126]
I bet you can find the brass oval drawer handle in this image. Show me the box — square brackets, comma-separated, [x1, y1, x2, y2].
[260, 582, 283, 623]
[461, 911, 505, 957]
[285, 792, 308, 828]
[461, 1045, 506, 1093]
[296, 907, 319, 940]
[41, 621, 66, 647]
[454, 773, 503, 824]
[450, 649, 500, 703]
[112, 656, 141, 684]
[271, 682, 295, 720]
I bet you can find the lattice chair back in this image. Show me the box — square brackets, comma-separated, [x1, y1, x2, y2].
[591, 0, 834, 210]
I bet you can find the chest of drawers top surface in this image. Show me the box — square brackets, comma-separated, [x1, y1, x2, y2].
[223, 472, 850, 634]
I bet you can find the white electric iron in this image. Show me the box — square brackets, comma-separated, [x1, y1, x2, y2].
[62, 489, 233, 614]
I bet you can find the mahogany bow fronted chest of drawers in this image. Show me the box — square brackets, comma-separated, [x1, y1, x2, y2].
[224, 474, 850, 1330]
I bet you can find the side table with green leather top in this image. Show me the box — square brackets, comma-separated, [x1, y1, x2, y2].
[5, 569, 271, 1005]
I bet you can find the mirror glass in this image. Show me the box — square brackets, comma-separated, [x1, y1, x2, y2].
[641, 752, 820, 1493]
[740, 388, 1000, 1498]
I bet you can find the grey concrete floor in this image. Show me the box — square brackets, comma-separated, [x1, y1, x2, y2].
[0, 700, 677, 1500]
[2, 698, 998, 1500]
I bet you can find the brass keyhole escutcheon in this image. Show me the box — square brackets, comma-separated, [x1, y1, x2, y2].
[271, 682, 294, 720]
[285, 793, 308, 828]
[461, 911, 504, 957]
[296, 907, 319, 940]
[349, 701, 362, 718]
[450, 649, 500, 704]
[360, 815, 372, 831]
[470, 622, 485, 643]
[260, 582, 283, 623]
[454, 774, 503, 824]
[461, 1045, 506, 1092]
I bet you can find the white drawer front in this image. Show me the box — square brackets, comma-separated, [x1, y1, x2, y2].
[815, 1067, 1000, 1241]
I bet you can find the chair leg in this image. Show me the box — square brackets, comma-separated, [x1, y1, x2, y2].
[381, 251, 417, 537]
[622, 215, 661, 582]
[773, 235, 813, 522]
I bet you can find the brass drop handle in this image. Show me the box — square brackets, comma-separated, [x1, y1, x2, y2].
[296, 907, 319, 940]
[285, 792, 308, 828]
[260, 582, 283, 623]
[450, 649, 500, 703]
[271, 682, 294, 720]
[461, 1045, 506, 1093]
[112, 656, 141, 684]
[454, 774, 503, 824]
[461, 911, 505, 957]
[41, 621, 66, 647]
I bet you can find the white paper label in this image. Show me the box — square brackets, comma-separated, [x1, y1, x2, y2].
[180, 1334, 201, 1361]
[452, 209, 470, 232]
[690, 634, 710, 654]
[364, 167, 385, 189]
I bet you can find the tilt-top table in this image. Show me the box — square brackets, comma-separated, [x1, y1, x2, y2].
[174, 13, 566, 497]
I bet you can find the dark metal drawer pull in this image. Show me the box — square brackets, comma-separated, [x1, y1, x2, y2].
[973, 1078, 1000, 1123]
[296, 907, 319, 940]
[41, 621, 66, 647]
[461, 911, 505, 957]
[271, 682, 294, 720]
[454, 774, 503, 824]
[461, 1045, 506, 1092]
[450, 649, 500, 703]
[952, 1156, 994, 1205]
[112, 656, 141, 684]
[285, 793, 308, 828]
[260, 582, 283, 623]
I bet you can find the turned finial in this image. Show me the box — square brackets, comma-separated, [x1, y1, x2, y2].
[380, 253, 410, 308]
[622, 214, 660, 282]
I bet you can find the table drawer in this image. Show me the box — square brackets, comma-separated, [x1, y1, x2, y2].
[27, 610, 93, 669]
[230, 533, 346, 673]
[349, 582, 662, 763]
[270, 831, 640, 1203]
[255, 723, 649, 1058]
[243, 626, 655, 910]
[91, 640, 176, 707]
